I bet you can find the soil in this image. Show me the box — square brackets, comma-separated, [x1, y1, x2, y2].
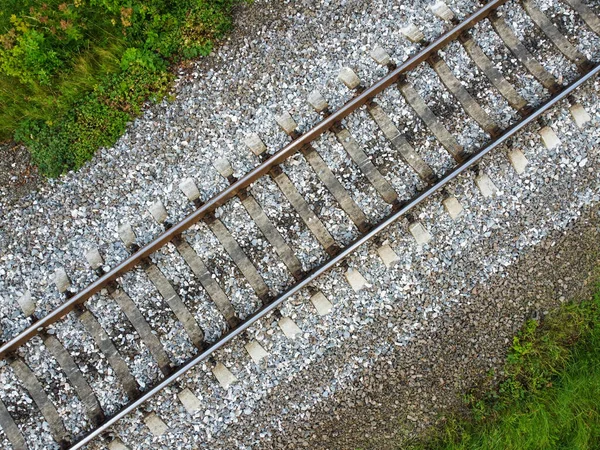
[0, 141, 42, 206]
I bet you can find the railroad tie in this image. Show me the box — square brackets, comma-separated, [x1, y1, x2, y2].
[387, 33, 466, 161]
[459, 36, 530, 114]
[85, 248, 173, 376]
[404, 11, 502, 134]
[538, 124, 561, 149]
[52, 266, 140, 400]
[430, 0, 455, 22]
[507, 147, 529, 174]
[177, 387, 202, 415]
[213, 158, 304, 280]
[442, 195, 465, 220]
[145, 263, 206, 349]
[108, 438, 130, 450]
[364, 53, 438, 183]
[370, 103, 437, 182]
[275, 110, 371, 233]
[172, 239, 239, 329]
[244, 340, 269, 363]
[309, 290, 333, 316]
[397, 76, 466, 162]
[245, 133, 339, 256]
[569, 101, 592, 129]
[118, 219, 206, 349]
[175, 179, 242, 327]
[0, 397, 27, 450]
[277, 316, 302, 339]
[205, 218, 271, 301]
[400, 23, 425, 44]
[564, 0, 600, 35]
[311, 83, 399, 205]
[475, 172, 499, 198]
[522, 0, 591, 70]
[74, 306, 140, 400]
[489, 11, 563, 93]
[376, 242, 401, 269]
[143, 413, 168, 437]
[428, 3, 531, 114]
[43, 333, 105, 426]
[178, 178, 269, 302]
[9, 358, 69, 446]
[427, 54, 502, 137]
[345, 267, 369, 292]
[212, 362, 237, 389]
[16, 290, 35, 318]
[109, 288, 173, 375]
[408, 220, 433, 245]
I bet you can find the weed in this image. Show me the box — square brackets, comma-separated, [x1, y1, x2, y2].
[407, 280, 600, 450]
[1, 0, 243, 176]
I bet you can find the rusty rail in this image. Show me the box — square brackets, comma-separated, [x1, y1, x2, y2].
[0, 0, 509, 358]
[68, 62, 600, 450]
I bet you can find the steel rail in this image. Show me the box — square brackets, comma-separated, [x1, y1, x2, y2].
[69, 63, 600, 450]
[0, 0, 510, 359]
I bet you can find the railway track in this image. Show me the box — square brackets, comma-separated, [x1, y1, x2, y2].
[1, 0, 599, 448]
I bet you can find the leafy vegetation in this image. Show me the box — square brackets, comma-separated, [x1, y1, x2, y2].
[1, 0, 242, 176]
[409, 278, 600, 450]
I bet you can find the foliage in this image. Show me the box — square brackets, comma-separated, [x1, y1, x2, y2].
[408, 281, 600, 450]
[1, 0, 241, 176]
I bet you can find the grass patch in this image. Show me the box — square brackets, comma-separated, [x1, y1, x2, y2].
[1, 0, 243, 177]
[410, 278, 600, 450]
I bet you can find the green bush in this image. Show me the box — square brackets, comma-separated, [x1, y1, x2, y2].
[1, 0, 242, 176]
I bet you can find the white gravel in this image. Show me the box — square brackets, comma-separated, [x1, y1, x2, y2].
[0, 0, 598, 448]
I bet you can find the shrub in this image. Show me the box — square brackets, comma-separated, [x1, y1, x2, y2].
[1, 0, 242, 176]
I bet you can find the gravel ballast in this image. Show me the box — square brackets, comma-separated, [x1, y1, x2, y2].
[0, 0, 599, 449]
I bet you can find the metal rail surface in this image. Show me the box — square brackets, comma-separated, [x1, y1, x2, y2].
[68, 62, 600, 450]
[0, 0, 510, 359]
[0, 0, 598, 447]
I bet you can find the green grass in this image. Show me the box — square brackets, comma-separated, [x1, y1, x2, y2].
[1, 0, 243, 177]
[407, 278, 600, 450]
